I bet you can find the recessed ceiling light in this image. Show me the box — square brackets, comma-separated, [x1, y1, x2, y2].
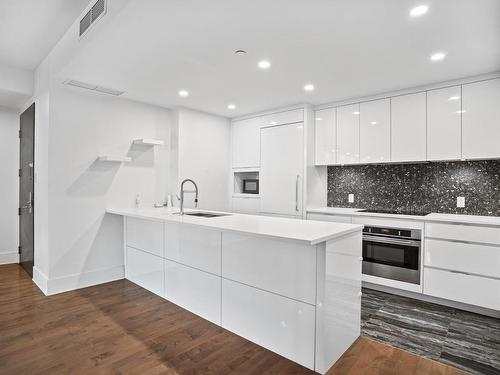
[178, 89, 189, 97]
[316, 117, 323, 121]
[370, 121, 378, 125]
[234, 50, 247, 55]
[304, 83, 315, 92]
[430, 52, 446, 62]
[258, 60, 271, 69]
[410, 5, 429, 17]
[352, 111, 360, 115]
[227, 104, 236, 110]
[448, 96, 460, 101]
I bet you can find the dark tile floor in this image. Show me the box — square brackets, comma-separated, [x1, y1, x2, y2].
[361, 288, 500, 375]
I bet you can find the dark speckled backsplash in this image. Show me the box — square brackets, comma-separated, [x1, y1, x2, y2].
[327, 160, 500, 216]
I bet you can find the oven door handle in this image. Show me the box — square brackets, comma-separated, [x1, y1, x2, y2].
[363, 235, 421, 247]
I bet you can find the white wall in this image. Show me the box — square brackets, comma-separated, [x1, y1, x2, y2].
[172, 108, 231, 211]
[0, 107, 19, 264]
[41, 84, 171, 293]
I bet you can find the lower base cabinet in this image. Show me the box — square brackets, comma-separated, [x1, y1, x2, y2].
[164, 260, 221, 325]
[126, 246, 164, 297]
[221, 279, 316, 370]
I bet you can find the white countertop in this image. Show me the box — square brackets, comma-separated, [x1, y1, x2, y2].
[107, 207, 363, 245]
[307, 207, 500, 227]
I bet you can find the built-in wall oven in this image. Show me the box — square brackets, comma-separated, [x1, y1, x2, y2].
[362, 226, 421, 284]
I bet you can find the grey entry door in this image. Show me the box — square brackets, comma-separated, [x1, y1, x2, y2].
[19, 103, 35, 277]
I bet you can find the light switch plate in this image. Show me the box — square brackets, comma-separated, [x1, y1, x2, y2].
[348, 194, 354, 203]
[457, 196, 465, 208]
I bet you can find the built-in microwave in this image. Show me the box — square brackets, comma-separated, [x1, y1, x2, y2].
[242, 179, 259, 194]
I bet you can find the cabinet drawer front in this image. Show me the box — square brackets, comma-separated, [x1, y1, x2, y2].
[307, 213, 352, 223]
[259, 109, 304, 127]
[222, 233, 316, 304]
[126, 247, 164, 297]
[164, 260, 221, 325]
[424, 268, 500, 311]
[126, 217, 164, 257]
[425, 239, 500, 278]
[232, 197, 260, 214]
[426, 222, 500, 245]
[222, 279, 315, 370]
[165, 223, 221, 275]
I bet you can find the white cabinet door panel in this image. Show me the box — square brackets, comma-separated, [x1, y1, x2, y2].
[232, 118, 260, 168]
[260, 123, 303, 216]
[222, 279, 315, 370]
[126, 217, 164, 257]
[259, 109, 304, 128]
[424, 268, 500, 311]
[231, 196, 260, 214]
[315, 108, 336, 165]
[165, 222, 221, 275]
[126, 247, 164, 297]
[425, 222, 500, 245]
[222, 232, 316, 304]
[427, 86, 462, 160]
[337, 104, 360, 164]
[391, 93, 426, 162]
[425, 239, 500, 278]
[462, 78, 500, 159]
[164, 260, 221, 325]
[360, 99, 390, 163]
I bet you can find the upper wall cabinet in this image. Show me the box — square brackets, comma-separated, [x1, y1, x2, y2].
[337, 104, 360, 164]
[391, 93, 426, 162]
[232, 118, 260, 168]
[360, 99, 390, 163]
[462, 78, 500, 160]
[315, 108, 336, 165]
[427, 86, 462, 161]
[259, 109, 303, 128]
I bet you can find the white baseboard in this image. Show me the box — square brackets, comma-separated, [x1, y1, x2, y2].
[33, 265, 125, 296]
[0, 252, 19, 265]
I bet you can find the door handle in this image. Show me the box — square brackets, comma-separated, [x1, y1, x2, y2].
[295, 175, 298, 212]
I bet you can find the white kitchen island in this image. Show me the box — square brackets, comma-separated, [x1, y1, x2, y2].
[107, 207, 363, 374]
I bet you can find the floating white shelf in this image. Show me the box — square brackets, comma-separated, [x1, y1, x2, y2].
[98, 155, 132, 162]
[133, 138, 165, 146]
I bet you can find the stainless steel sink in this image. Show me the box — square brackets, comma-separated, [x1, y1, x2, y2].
[173, 211, 230, 218]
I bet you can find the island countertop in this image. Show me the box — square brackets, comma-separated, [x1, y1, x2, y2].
[107, 207, 363, 245]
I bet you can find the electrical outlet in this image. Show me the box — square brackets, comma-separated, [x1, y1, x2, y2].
[457, 196, 465, 208]
[348, 194, 354, 203]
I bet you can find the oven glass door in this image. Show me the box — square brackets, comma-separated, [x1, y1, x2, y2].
[363, 238, 419, 270]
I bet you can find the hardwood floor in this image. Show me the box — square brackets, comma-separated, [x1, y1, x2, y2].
[0, 264, 468, 375]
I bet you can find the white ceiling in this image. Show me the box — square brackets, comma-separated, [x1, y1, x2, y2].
[0, 0, 91, 70]
[57, 0, 500, 117]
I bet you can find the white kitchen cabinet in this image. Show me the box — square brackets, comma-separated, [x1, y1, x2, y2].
[164, 260, 221, 325]
[462, 78, 500, 159]
[232, 117, 260, 168]
[126, 217, 164, 257]
[164, 222, 222, 275]
[126, 246, 164, 297]
[425, 222, 500, 245]
[315, 108, 336, 165]
[391, 93, 426, 162]
[231, 196, 260, 214]
[259, 108, 304, 128]
[222, 279, 316, 370]
[260, 123, 303, 217]
[221, 232, 317, 304]
[360, 99, 390, 163]
[307, 213, 352, 223]
[336, 104, 360, 164]
[427, 86, 462, 160]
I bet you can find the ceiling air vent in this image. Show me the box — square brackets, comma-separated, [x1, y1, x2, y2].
[64, 80, 124, 96]
[79, 0, 106, 37]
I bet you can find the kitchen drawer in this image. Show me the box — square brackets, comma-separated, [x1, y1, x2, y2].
[126, 247, 164, 297]
[307, 213, 352, 223]
[259, 109, 304, 127]
[424, 268, 500, 311]
[222, 279, 315, 370]
[425, 239, 500, 278]
[164, 260, 221, 325]
[426, 222, 500, 245]
[221, 233, 316, 304]
[126, 217, 164, 257]
[165, 222, 221, 275]
[232, 196, 260, 214]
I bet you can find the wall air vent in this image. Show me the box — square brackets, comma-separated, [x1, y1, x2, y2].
[65, 80, 124, 96]
[79, 0, 106, 37]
